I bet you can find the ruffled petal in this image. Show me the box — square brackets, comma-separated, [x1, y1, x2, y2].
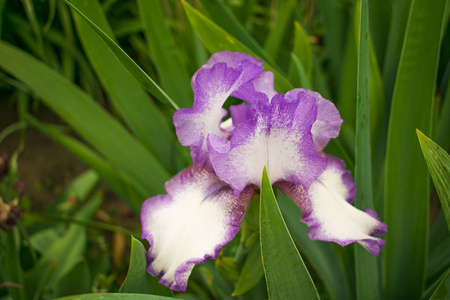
[232, 71, 277, 103]
[174, 54, 264, 170]
[285, 89, 342, 152]
[141, 165, 254, 291]
[277, 155, 387, 256]
[208, 93, 326, 196]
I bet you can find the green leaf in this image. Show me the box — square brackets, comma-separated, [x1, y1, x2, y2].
[0, 229, 27, 300]
[197, 0, 275, 65]
[383, 0, 447, 298]
[317, 0, 348, 95]
[354, 1, 381, 299]
[259, 167, 319, 300]
[263, 0, 297, 58]
[382, 0, 412, 103]
[291, 21, 312, 81]
[182, 1, 293, 93]
[0, 41, 169, 197]
[69, 0, 179, 173]
[233, 241, 264, 296]
[54, 258, 91, 298]
[60, 0, 179, 110]
[417, 130, 450, 231]
[0, 0, 7, 37]
[25, 193, 102, 298]
[430, 270, 450, 300]
[55, 294, 177, 300]
[288, 53, 311, 90]
[120, 236, 173, 296]
[28, 117, 145, 211]
[137, 0, 192, 108]
[278, 191, 352, 300]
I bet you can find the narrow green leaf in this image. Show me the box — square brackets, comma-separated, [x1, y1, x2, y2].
[382, 0, 412, 103]
[263, 0, 297, 58]
[197, 0, 275, 66]
[20, 0, 44, 57]
[55, 294, 177, 300]
[26, 193, 102, 297]
[260, 167, 319, 300]
[291, 21, 312, 81]
[278, 192, 352, 300]
[0, 229, 27, 300]
[0, 41, 169, 197]
[430, 270, 450, 300]
[69, 0, 179, 173]
[54, 258, 91, 297]
[138, 0, 192, 108]
[384, 0, 447, 298]
[60, 0, 179, 110]
[436, 77, 450, 151]
[354, 1, 381, 299]
[56, 1, 76, 81]
[417, 130, 450, 231]
[120, 236, 173, 296]
[233, 241, 264, 296]
[0, 0, 7, 37]
[182, 1, 293, 93]
[29, 117, 145, 212]
[368, 0, 391, 65]
[288, 53, 311, 90]
[317, 0, 348, 95]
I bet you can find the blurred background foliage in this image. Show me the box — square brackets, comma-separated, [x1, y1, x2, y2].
[0, 0, 449, 299]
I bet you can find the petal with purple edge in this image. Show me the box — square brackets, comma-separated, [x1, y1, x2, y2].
[277, 155, 387, 256]
[190, 51, 263, 89]
[285, 89, 342, 152]
[174, 56, 264, 170]
[141, 165, 253, 291]
[208, 93, 326, 196]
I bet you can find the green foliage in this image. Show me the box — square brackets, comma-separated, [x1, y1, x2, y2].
[260, 167, 319, 299]
[120, 236, 173, 296]
[0, 0, 449, 299]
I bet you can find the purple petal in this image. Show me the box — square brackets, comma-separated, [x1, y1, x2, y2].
[174, 54, 264, 170]
[277, 155, 387, 256]
[232, 71, 277, 103]
[285, 89, 342, 152]
[141, 165, 254, 291]
[208, 93, 326, 196]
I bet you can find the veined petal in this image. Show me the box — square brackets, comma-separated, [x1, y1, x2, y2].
[285, 89, 342, 152]
[141, 166, 253, 291]
[208, 94, 326, 196]
[277, 155, 387, 256]
[174, 55, 264, 170]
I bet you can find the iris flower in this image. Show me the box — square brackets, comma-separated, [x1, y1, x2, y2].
[141, 52, 387, 291]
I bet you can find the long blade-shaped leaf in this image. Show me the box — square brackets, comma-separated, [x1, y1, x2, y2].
[60, 0, 179, 110]
[197, 0, 275, 66]
[69, 0, 179, 173]
[137, 0, 192, 108]
[384, 0, 447, 298]
[182, 1, 293, 93]
[279, 192, 352, 300]
[28, 117, 145, 212]
[55, 294, 177, 300]
[260, 167, 319, 300]
[417, 130, 450, 231]
[0, 41, 169, 197]
[430, 270, 450, 300]
[354, 1, 381, 299]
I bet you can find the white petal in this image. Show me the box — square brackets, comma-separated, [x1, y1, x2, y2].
[141, 166, 253, 291]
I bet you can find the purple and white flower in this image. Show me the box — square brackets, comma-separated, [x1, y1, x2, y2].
[141, 51, 387, 291]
